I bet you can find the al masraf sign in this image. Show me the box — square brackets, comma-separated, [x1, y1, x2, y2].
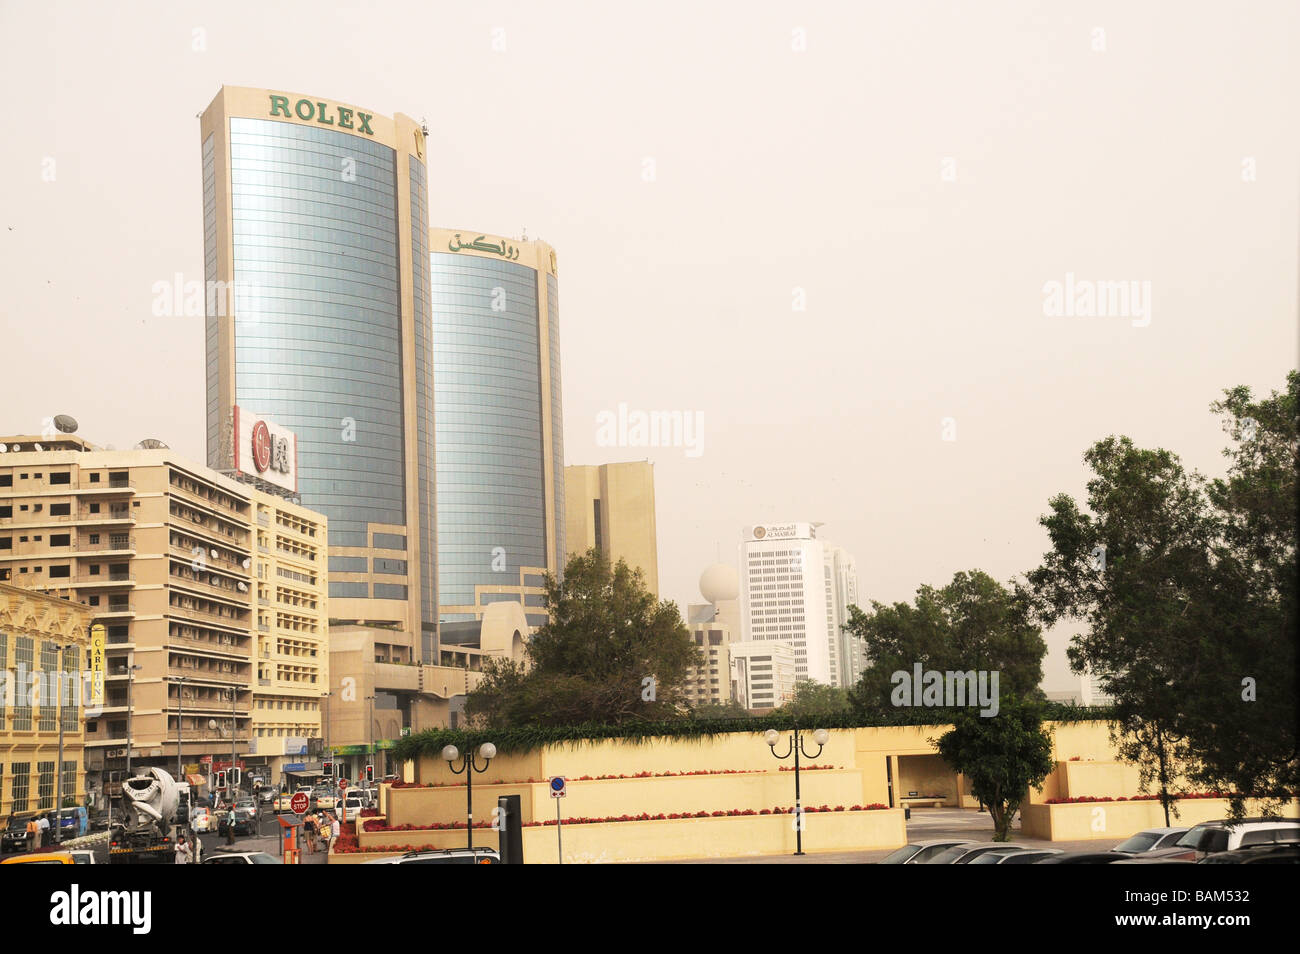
[232, 406, 297, 493]
[748, 523, 814, 541]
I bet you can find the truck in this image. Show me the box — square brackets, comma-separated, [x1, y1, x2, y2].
[109, 767, 181, 864]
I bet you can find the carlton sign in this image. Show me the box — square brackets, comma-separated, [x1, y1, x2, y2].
[232, 406, 297, 493]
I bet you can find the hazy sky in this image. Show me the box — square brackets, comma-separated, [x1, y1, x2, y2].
[2, 1, 1296, 691]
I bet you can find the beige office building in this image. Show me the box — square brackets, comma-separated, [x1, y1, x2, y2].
[565, 462, 659, 595]
[0, 582, 91, 818]
[0, 433, 328, 787]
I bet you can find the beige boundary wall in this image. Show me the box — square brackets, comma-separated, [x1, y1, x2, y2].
[1022, 798, 1300, 841]
[337, 808, 907, 863]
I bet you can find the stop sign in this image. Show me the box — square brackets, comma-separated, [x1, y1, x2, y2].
[338, 778, 348, 790]
[290, 792, 309, 814]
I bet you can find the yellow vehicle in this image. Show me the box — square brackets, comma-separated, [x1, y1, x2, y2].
[2, 851, 76, 864]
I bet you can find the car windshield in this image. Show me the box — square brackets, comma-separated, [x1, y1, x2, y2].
[878, 844, 922, 864]
[926, 845, 973, 864]
[1115, 832, 1161, 852]
[969, 849, 1021, 864]
[249, 853, 279, 864]
[1175, 826, 1208, 848]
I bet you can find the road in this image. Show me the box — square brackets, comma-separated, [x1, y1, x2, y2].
[655, 807, 1121, 863]
[84, 807, 330, 865]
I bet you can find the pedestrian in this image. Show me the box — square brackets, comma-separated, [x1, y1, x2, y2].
[25, 816, 38, 851]
[328, 813, 340, 853]
[174, 833, 192, 864]
[303, 811, 316, 855]
[36, 814, 49, 849]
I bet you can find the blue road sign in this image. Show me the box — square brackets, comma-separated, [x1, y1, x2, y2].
[549, 776, 567, 798]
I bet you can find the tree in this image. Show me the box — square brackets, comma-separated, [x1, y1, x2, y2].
[777, 680, 851, 722]
[935, 696, 1055, 841]
[463, 549, 703, 728]
[689, 701, 752, 720]
[845, 570, 1047, 719]
[1026, 373, 1299, 818]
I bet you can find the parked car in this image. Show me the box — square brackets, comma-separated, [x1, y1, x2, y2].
[313, 787, 338, 812]
[1, 852, 76, 865]
[67, 849, 97, 864]
[1033, 851, 1132, 864]
[966, 846, 1033, 864]
[995, 849, 1064, 864]
[191, 807, 211, 833]
[878, 840, 976, 864]
[1112, 827, 1190, 855]
[362, 847, 499, 865]
[924, 843, 1023, 864]
[1199, 844, 1300, 864]
[1140, 818, 1300, 861]
[1, 815, 33, 855]
[42, 807, 88, 840]
[341, 796, 364, 822]
[201, 849, 282, 865]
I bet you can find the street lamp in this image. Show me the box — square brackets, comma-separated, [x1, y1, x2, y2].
[364, 694, 375, 786]
[764, 723, 829, 856]
[124, 661, 143, 778]
[172, 676, 189, 781]
[54, 643, 77, 844]
[443, 742, 496, 850]
[226, 687, 237, 801]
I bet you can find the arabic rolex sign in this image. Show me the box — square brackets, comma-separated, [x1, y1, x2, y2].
[269, 94, 375, 136]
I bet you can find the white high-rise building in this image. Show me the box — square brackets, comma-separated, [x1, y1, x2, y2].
[822, 543, 862, 688]
[740, 522, 832, 684]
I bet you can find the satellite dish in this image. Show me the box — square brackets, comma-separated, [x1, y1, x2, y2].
[242, 558, 251, 569]
[33, 443, 43, 452]
[9, 444, 19, 452]
[0, 445, 6, 453]
[210, 549, 218, 558]
[54, 414, 78, 433]
[135, 438, 169, 449]
[236, 582, 248, 592]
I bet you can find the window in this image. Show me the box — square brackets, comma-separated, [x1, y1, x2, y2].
[50, 503, 71, 516]
[89, 473, 100, 483]
[0, 506, 10, 518]
[328, 556, 367, 573]
[9, 762, 31, 812]
[89, 503, 100, 513]
[372, 533, 406, 551]
[48, 565, 70, 579]
[0, 474, 11, 487]
[373, 558, 407, 575]
[0, 537, 10, 550]
[329, 582, 368, 599]
[49, 472, 70, 485]
[38, 761, 56, 809]
[51, 534, 71, 547]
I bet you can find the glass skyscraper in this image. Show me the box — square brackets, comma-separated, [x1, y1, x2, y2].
[201, 86, 436, 656]
[429, 228, 564, 630]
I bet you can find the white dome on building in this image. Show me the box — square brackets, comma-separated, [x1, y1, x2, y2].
[699, 563, 739, 604]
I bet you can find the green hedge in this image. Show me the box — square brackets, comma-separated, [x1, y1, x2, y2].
[392, 703, 1113, 760]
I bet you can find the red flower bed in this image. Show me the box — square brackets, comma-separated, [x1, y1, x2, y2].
[360, 803, 891, 835]
[1044, 791, 1240, 804]
[391, 766, 845, 788]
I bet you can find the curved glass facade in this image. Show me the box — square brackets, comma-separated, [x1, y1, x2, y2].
[431, 254, 549, 609]
[226, 117, 405, 549]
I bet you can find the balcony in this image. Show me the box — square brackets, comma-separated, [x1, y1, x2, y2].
[100, 602, 135, 617]
[79, 534, 135, 552]
[169, 571, 250, 603]
[167, 603, 248, 628]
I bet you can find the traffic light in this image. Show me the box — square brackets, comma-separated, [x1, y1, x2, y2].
[322, 760, 334, 778]
[215, 770, 227, 790]
[231, 767, 241, 787]
[364, 764, 374, 784]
